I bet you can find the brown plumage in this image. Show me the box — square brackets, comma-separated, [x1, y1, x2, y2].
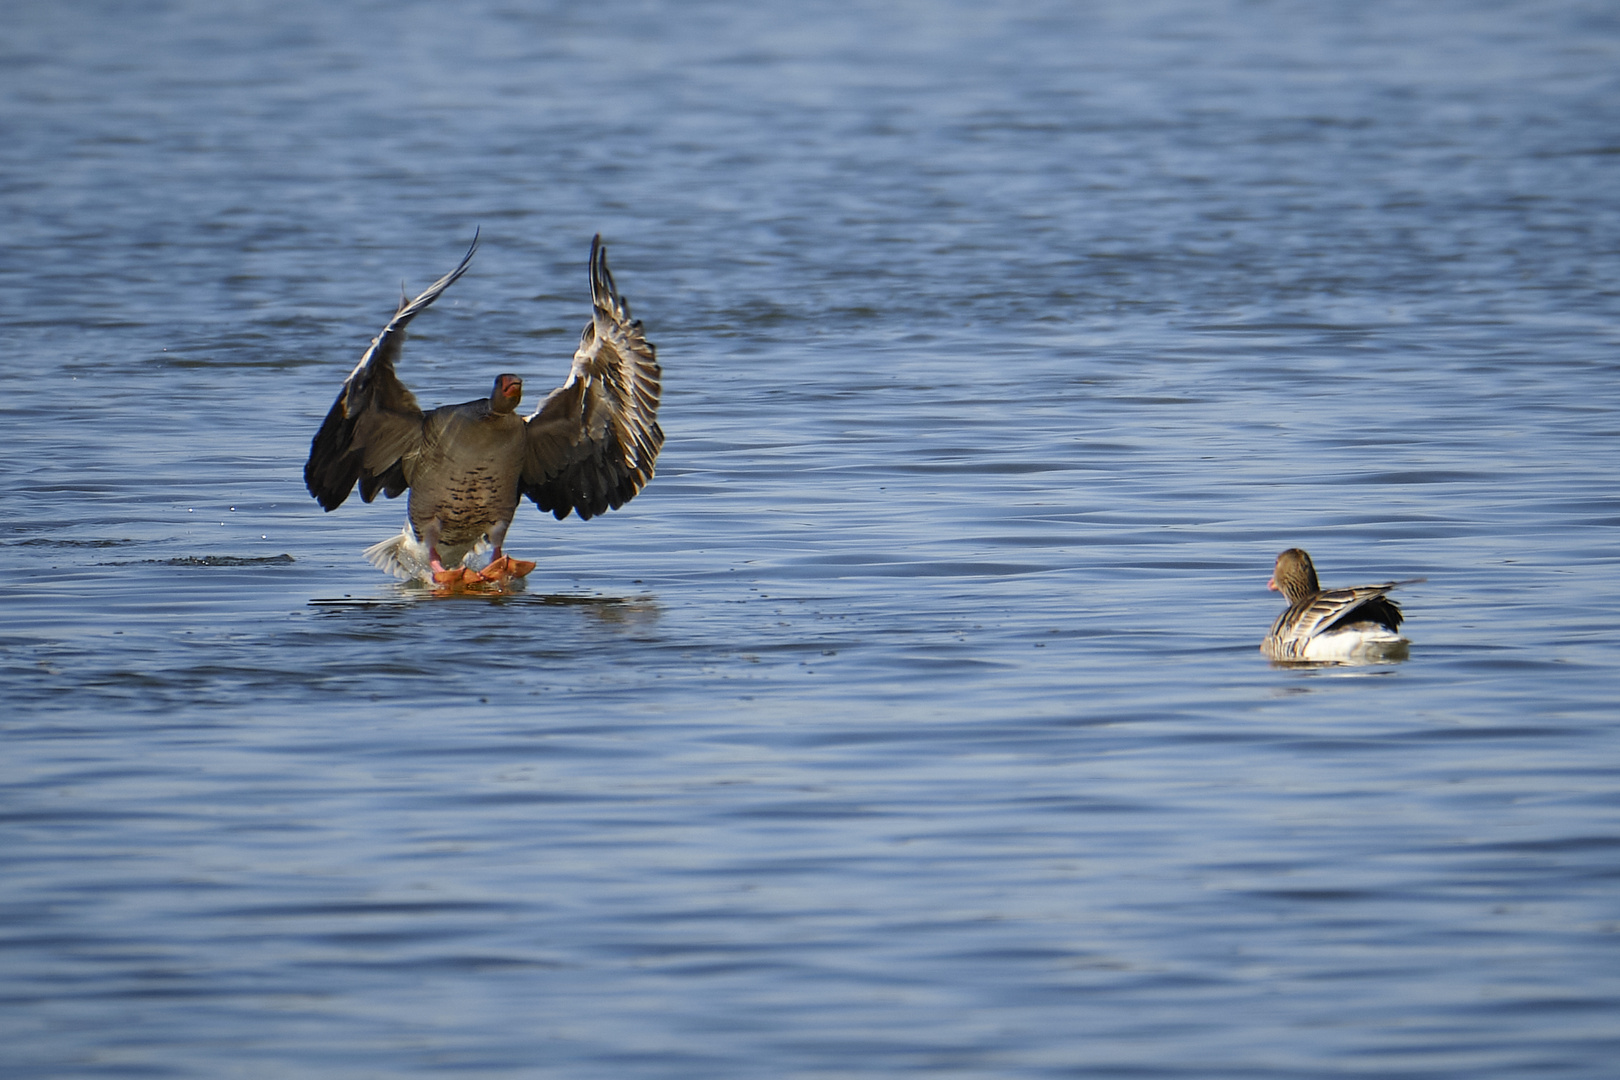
[1263, 548, 1419, 663]
[304, 234, 664, 584]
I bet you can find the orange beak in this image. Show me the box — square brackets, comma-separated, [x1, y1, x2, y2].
[1266, 575, 1278, 591]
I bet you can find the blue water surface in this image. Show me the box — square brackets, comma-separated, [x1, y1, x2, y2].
[2, 2, 1618, 1077]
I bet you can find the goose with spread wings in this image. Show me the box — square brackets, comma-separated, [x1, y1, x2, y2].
[304, 234, 663, 587]
[1262, 548, 1420, 663]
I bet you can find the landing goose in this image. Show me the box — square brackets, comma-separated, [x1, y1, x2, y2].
[304, 234, 663, 587]
[1263, 548, 1419, 663]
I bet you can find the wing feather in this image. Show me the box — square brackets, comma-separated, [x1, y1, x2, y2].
[521, 236, 664, 521]
[1269, 582, 1416, 644]
[304, 233, 478, 510]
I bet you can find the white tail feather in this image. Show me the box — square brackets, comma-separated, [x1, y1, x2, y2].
[362, 523, 488, 582]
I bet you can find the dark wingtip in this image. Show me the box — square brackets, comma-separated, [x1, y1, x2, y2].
[450, 229, 479, 283]
[589, 233, 623, 315]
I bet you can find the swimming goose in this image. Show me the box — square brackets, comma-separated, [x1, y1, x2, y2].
[1263, 548, 1419, 663]
[304, 234, 663, 587]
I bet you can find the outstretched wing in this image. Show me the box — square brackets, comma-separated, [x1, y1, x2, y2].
[304, 234, 478, 511]
[521, 235, 664, 521]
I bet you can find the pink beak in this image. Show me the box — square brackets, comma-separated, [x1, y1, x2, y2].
[1266, 575, 1278, 591]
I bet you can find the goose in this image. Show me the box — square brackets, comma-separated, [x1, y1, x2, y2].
[1263, 548, 1419, 663]
[304, 234, 663, 587]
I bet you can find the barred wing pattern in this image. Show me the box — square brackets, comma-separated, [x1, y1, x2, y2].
[1265, 584, 1408, 661]
[521, 235, 664, 521]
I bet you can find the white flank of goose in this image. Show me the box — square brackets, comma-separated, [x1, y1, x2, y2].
[1263, 548, 1421, 664]
[304, 233, 664, 588]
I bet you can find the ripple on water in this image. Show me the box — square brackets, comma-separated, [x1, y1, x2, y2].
[4, 1, 1620, 1077]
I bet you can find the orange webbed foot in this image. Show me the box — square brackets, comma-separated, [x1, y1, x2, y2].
[479, 556, 536, 582]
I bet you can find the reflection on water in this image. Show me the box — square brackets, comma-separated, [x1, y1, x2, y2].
[3, 1, 1619, 1078]
[311, 589, 663, 626]
[1264, 641, 1410, 670]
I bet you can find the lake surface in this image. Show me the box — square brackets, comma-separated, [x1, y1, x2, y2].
[3, 1, 1619, 1076]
